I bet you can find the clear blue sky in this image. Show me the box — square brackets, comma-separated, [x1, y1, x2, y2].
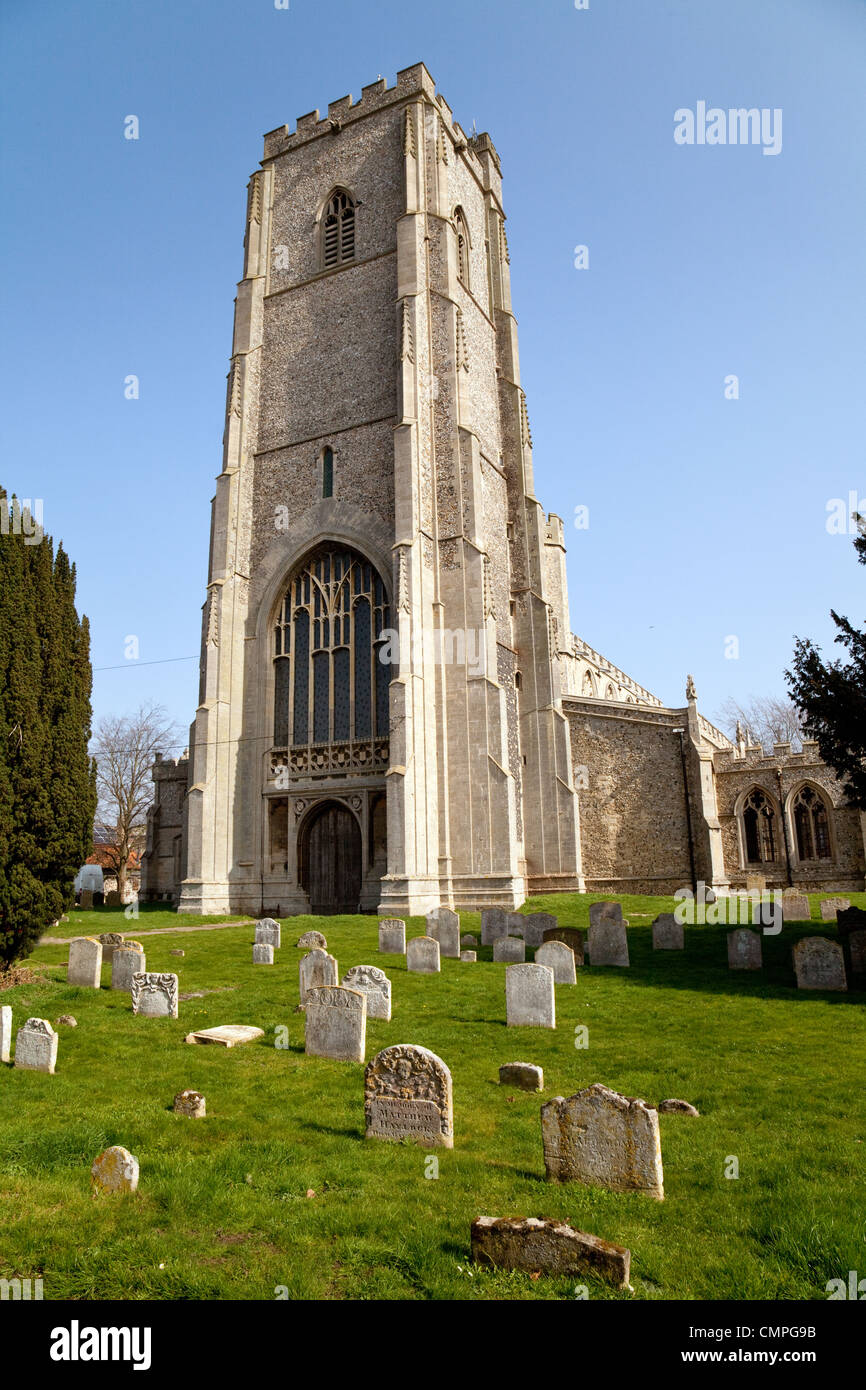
[2, 0, 864, 752]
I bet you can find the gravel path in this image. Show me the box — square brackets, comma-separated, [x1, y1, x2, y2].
[39, 920, 252, 945]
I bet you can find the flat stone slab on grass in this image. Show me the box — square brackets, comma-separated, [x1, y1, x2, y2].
[471, 1216, 630, 1289]
[499, 1062, 543, 1091]
[185, 1024, 265, 1047]
[364, 1043, 453, 1147]
[792, 937, 847, 992]
[542, 1082, 664, 1200]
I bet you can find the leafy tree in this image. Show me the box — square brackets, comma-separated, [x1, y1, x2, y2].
[786, 515, 866, 808]
[0, 491, 96, 965]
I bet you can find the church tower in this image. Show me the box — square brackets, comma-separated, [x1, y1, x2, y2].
[177, 63, 584, 916]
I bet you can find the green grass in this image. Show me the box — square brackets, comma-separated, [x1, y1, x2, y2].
[2, 891, 864, 1301]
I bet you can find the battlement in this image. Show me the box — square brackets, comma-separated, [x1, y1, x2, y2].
[545, 513, 566, 547]
[713, 737, 822, 771]
[262, 62, 486, 169]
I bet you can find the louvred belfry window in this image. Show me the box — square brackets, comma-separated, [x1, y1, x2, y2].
[273, 546, 390, 748]
[322, 190, 356, 269]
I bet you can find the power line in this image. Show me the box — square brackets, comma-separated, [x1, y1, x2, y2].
[93, 655, 198, 672]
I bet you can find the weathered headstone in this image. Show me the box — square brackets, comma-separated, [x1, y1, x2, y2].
[494, 935, 526, 963]
[91, 1146, 139, 1194]
[534, 940, 576, 984]
[727, 928, 761, 970]
[104, 889, 122, 908]
[499, 1062, 543, 1091]
[111, 942, 145, 991]
[174, 1090, 206, 1118]
[588, 921, 629, 967]
[406, 936, 440, 974]
[428, 908, 460, 959]
[253, 942, 274, 964]
[480, 907, 508, 945]
[131, 972, 179, 1018]
[299, 948, 339, 1003]
[505, 913, 526, 941]
[658, 1098, 699, 1116]
[471, 1216, 630, 1289]
[305, 985, 366, 1062]
[0, 1004, 11, 1063]
[792, 937, 847, 992]
[848, 930, 866, 980]
[505, 962, 555, 1028]
[589, 901, 624, 929]
[364, 1044, 453, 1147]
[342, 964, 392, 1021]
[460, 950, 476, 962]
[67, 936, 103, 988]
[542, 926, 585, 964]
[98, 932, 125, 964]
[652, 914, 684, 950]
[521, 913, 556, 948]
[541, 1083, 664, 1199]
[820, 897, 851, 921]
[14, 1018, 58, 1074]
[836, 905, 866, 937]
[255, 918, 281, 949]
[378, 918, 406, 954]
[55, 1014, 77, 1027]
[185, 1024, 264, 1047]
[781, 892, 810, 922]
[460, 934, 477, 948]
[79, 889, 93, 910]
[170, 948, 185, 957]
[296, 929, 327, 949]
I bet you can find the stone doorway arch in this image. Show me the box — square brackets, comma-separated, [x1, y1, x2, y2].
[298, 799, 362, 915]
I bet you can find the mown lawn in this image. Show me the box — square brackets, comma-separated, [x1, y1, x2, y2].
[1, 891, 864, 1301]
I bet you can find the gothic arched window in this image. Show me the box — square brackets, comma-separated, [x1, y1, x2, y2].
[322, 446, 334, 498]
[582, 670, 595, 696]
[792, 785, 832, 861]
[322, 190, 355, 269]
[454, 208, 470, 288]
[273, 546, 390, 748]
[742, 787, 777, 864]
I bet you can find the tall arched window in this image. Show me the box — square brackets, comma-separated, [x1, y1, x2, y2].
[322, 190, 355, 269]
[273, 546, 390, 749]
[792, 785, 832, 861]
[454, 208, 470, 288]
[742, 787, 777, 864]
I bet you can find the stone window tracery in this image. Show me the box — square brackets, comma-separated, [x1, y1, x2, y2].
[792, 785, 832, 861]
[742, 787, 777, 864]
[322, 190, 355, 269]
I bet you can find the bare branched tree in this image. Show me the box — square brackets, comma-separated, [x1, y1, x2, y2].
[91, 702, 182, 899]
[715, 694, 806, 752]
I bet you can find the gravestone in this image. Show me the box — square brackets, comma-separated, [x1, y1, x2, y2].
[521, 913, 556, 948]
[494, 936, 526, 963]
[745, 873, 766, 894]
[104, 890, 122, 908]
[111, 942, 146, 991]
[55, 1015, 77, 1027]
[1, 1004, 11, 1063]
[14, 1018, 58, 1074]
[170, 949, 185, 957]
[428, 908, 460, 959]
[174, 1090, 206, 1118]
[460, 934, 477, 948]
[253, 943, 274, 964]
[505, 963, 555, 1028]
[471, 1216, 630, 1289]
[534, 940, 576, 984]
[460, 950, 476, 962]
[781, 892, 810, 922]
[131, 972, 179, 1018]
[67, 937, 103, 988]
[588, 921, 629, 967]
[305, 985, 366, 1062]
[499, 1062, 543, 1091]
[836, 905, 866, 937]
[342, 964, 392, 1021]
[296, 929, 327, 949]
[542, 926, 585, 964]
[185, 1024, 264, 1047]
[378, 919, 406, 954]
[589, 901, 624, 929]
[820, 897, 851, 921]
[505, 913, 526, 941]
[541, 1083, 664, 1200]
[848, 930, 866, 980]
[91, 1146, 139, 1194]
[727, 928, 761, 970]
[406, 936, 440, 974]
[792, 937, 847, 992]
[299, 948, 339, 1003]
[79, 890, 93, 910]
[255, 918, 281, 949]
[364, 1044, 453, 1147]
[480, 907, 508, 945]
[658, 1098, 700, 1116]
[652, 914, 684, 950]
[99, 932, 125, 964]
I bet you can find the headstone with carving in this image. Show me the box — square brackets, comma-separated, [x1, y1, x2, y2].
[299, 948, 338, 1003]
[253, 942, 274, 964]
[67, 937, 103, 988]
[342, 964, 392, 1021]
[727, 928, 761, 970]
[364, 1044, 453, 1147]
[378, 919, 406, 954]
[131, 972, 179, 1018]
[14, 1017, 58, 1074]
[505, 963, 555, 1028]
[541, 1083, 664, 1199]
[792, 937, 847, 992]
[305, 985, 366, 1062]
[174, 1090, 206, 1118]
[255, 918, 281, 949]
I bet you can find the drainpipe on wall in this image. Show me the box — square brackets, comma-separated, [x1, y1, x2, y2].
[776, 766, 794, 887]
[675, 729, 697, 893]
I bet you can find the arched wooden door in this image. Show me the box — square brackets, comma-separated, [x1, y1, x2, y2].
[301, 802, 362, 915]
